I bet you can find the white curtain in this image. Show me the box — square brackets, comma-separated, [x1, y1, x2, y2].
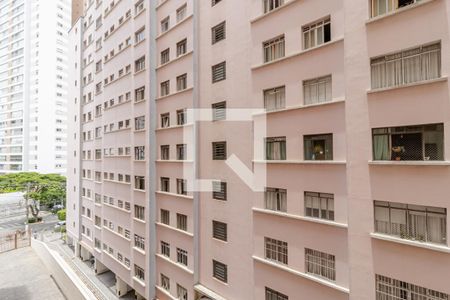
[427, 213, 446, 244]
[403, 54, 421, 84]
[408, 211, 427, 241]
[373, 135, 390, 160]
[375, 206, 390, 234]
[390, 208, 407, 237]
[421, 50, 440, 80]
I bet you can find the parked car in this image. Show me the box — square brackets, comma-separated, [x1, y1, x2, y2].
[54, 221, 66, 230]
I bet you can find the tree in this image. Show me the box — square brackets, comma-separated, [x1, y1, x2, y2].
[0, 172, 66, 219]
[57, 209, 66, 221]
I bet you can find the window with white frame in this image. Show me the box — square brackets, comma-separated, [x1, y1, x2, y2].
[161, 209, 170, 225]
[134, 265, 145, 281]
[265, 137, 286, 160]
[177, 73, 187, 91]
[161, 145, 170, 160]
[177, 109, 186, 125]
[134, 205, 145, 220]
[177, 178, 187, 195]
[161, 48, 170, 65]
[265, 187, 287, 212]
[177, 213, 187, 231]
[212, 21, 226, 44]
[305, 248, 335, 281]
[265, 237, 288, 264]
[177, 284, 188, 300]
[161, 113, 170, 128]
[135, 176, 145, 190]
[303, 75, 332, 105]
[161, 17, 169, 33]
[135, 116, 145, 130]
[304, 134, 333, 160]
[263, 35, 285, 63]
[176, 144, 186, 160]
[135, 86, 145, 102]
[304, 192, 334, 221]
[134, 234, 145, 250]
[176, 4, 187, 23]
[370, 42, 441, 90]
[135, 0, 144, 14]
[135, 56, 145, 72]
[134, 146, 145, 160]
[161, 241, 170, 257]
[135, 27, 145, 44]
[302, 17, 331, 50]
[176, 248, 188, 266]
[374, 201, 447, 245]
[264, 86, 285, 111]
[161, 274, 170, 290]
[160, 80, 170, 97]
[263, 0, 284, 13]
[160, 177, 170, 192]
[265, 287, 288, 300]
[371, 0, 422, 18]
[177, 39, 187, 56]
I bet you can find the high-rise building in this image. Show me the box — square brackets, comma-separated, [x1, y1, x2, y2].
[66, 0, 450, 300]
[0, 0, 71, 174]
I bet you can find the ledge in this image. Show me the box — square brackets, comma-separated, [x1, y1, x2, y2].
[366, 0, 437, 25]
[194, 284, 227, 300]
[157, 51, 193, 70]
[155, 254, 194, 275]
[368, 160, 450, 166]
[251, 38, 344, 71]
[156, 285, 177, 300]
[367, 77, 448, 94]
[250, 0, 298, 23]
[156, 87, 193, 101]
[155, 123, 193, 131]
[102, 226, 131, 242]
[132, 276, 146, 287]
[156, 222, 194, 237]
[370, 232, 450, 254]
[156, 191, 193, 200]
[252, 207, 348, 229]
[156, 159, 194, 163]
[133, 217, 146, 224]
[253, 256, 349, 294]
[133, 246, 146, 256]
[252, 98, 345, 117]
[253, 160, 347, 165]
[103, 202, 131, 214]
[156, 15, 193, 40]
[103, 250, 131, 271]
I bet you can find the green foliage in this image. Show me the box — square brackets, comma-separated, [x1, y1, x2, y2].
[28, 217, 42, 223]
[0, 172, 66, 208]
[57, 209, 66, 221]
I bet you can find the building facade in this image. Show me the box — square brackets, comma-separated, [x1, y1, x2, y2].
[67, 0, 450, 299]
[0, 0, 71, 174]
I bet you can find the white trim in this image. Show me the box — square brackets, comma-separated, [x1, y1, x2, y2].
[155, 253, 194, 275]
[370, 232, 450, 254]
[253, 160, 347, 165]
[367, 76, 448, 94]
[156, 15, 193, 40]
[156, 87, 193, 101]
[368, 160, 450, 166]
[250, 0, 299, 23]
[252, 98, 345, 117]
[156, 191, 193, 200]
[155, 285, 177, 300]
[156, 222, 194, 237]
[157, 51, 193, 70]
[366, 0, 437, 24]
[194, 284, 227, 300]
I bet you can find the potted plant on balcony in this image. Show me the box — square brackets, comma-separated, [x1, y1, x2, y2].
[391, 146, 405, 161]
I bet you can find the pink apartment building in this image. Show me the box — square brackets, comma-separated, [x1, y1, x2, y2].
[66, 0, 450, 299]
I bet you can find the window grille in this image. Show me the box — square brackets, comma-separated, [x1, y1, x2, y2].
[213, 220, 227, 241]
[134, 234, 145, 250]
[177, 179, 187, 195]
[176, 4, 187, 23]
[305, 248, 336, 281]
[265, 287, 289, 300]
[160, 80, 170, 96]
[177, 109, 186, 125]
[134, 265, 145, 280]
[213, 260, 227, 282]
[160, 177, 170, 192]
[177, 73, 187, 91]
[161, 274, 170, 290]
[265, 237, 288, 264]
[212, 141, 227, 160]
[161, 113, 170, 128]
[176, 248, 188, 266]
[212, 61, 226, 83]
[212, 21, 226, 44]
[177, 144, 186, 160]
[177, 284, 188, 300]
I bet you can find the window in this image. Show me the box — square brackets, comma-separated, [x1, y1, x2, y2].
[161, 177, 170, 192]
[375, 274, 448, 300]
[135, 27, 145, 43]
[305, 192, 334, 221]
[177, 213, 187, 231]
[265, 188, 287, 212]
[303, 17, 331, 50]
[134, 146, 145, 160]
[212, 141, 227, 160]
[265, 237, 288, 264]
[305, 248, 335, 281]
[177, 109, 186, 125]
[371, 0, 422, 18]
[176, 248, 188, 266]
[177, 144, 186, 160]
[371, 42, 441, 89]
[135, 0, 144, 14]
[134, 205, 145, 220]
[177, 73, 187, 91]
[176, 4, 187, 23]
[134, 234, 145, 250]
[304, 134, 333, 160]
[161, 145, 170, 160]
[161, 274, 170, 290]
[135, 86, 145, 102]
[264, 0, 284, 13]
[135, 116, 145, 130]
[213, 220, 227, 241]
[265, 137, 286, 160]
[263, 36, 285, 63]
[161, 241, 170, 257]
[212, 0, 222, 6]
[303, 75, 332, 105]
[160, 80, 170, 97]
[161, 113, 170, 128]
[212, 101, 226, 121]
[161, 17, 169, 33]
[177, 284, 188, 300]
[264, 86, 285, 111]
[212, 61, 226, 83]
[135, 176, 145, 190]
[212, 21, 226, 44]
[177, 179, 187, 195]
[176, 39, 187, 56]
[161, 209, 170, 225]
[265, 287, 288, 300]
[374, 201, 446, 244]
[372, 123, 444, 161]
[212, 260, 227, 283]
[212, 181, 227, 200]
[161, 48, 170, 64]
[135, 56, 145, 72]
[134, 265, 145, 281]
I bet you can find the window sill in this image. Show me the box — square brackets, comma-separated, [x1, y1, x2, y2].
[366, 0, 437, 25]
[134, 189, 146, 193]
[104, 44, 132, 65]
[104, 99, 132, 111]
[155, 253, 194, 275]
[251, 37, 344, 71]
[134, 39, 146, 48]
[134, 129, 146, 133]
[252, 98, 345, 117]
[133, 246, 146, 256]
[250, 0, 298, 23]
[103, 179, 131, 185]
[134, 69, 147, 76]
[133, 217, 146, 224]
[132, 276, 146, 287]
[156, 123, 193, 131]
[194, 284, 227, 300]
[133, 160, 146, 163]
[156, 191, 193, 200]
[134, 7, 146, 19]
[157, 51, 193, 70]
[370, 232, 450, 254]
[252, 207, 348, 229]
[368, 160, 450, 166]
[367, 77, 448, 94]
[156, 222, 194, 237]
[103, 250, 131, 271]
[253, 160, 347, 165]
[156, 159, 194, 163]
[253, 256, 349, 293]
[156, 87, 194, 101]
[103, 202, 131, 214]
[156, 286, 177, 300]
[156, 15, 193, 40]
[156, 0, 168, 10]
[102, 226, 131, 242]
